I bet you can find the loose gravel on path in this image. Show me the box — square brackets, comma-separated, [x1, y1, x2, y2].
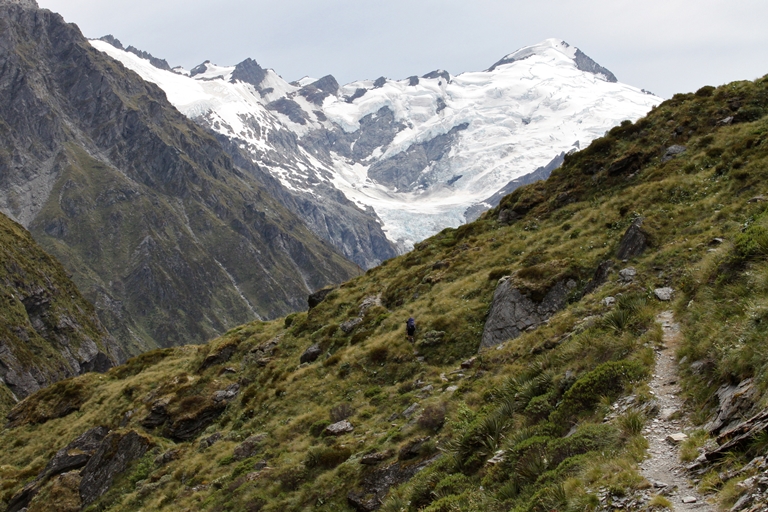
[638, 311, 714, 511]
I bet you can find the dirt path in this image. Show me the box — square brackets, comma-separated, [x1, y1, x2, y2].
[638, 311, 714, 510]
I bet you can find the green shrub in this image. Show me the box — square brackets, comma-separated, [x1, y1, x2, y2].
[548, 423, 619, 465]
[309, 419, 331, 437]
[304, 445, 352, 469]
[550, 360, 648, 427]
[735, 222, 768, 261]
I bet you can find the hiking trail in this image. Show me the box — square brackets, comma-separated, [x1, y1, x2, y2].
[638, 311, 714, 510]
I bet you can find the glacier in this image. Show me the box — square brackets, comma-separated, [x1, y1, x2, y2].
[91, 38, 661, 250]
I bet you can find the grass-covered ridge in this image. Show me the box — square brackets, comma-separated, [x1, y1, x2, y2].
[0, 212, 119, 416]
[2, 74, 768, 511]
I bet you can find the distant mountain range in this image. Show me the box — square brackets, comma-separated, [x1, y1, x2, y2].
[92, 37, 662, 250]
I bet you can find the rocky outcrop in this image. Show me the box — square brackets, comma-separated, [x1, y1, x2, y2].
[616, 218, 648, 260]
[0, 213, 121, 404]
[198, 343, 237, 371]
[0, 2, 360, 355]
[347, 456, 440, 511]
[705, 378, 756, 434]
[308, 287, 335, 309]
[582, 260, 614, 295]
[325, 420, 354, 436]
[79, 430, 152, 506]
[233, 433, 267, 460]
[300, 344, 322, 364]
[480, 278, 575, 350]
[6, 426, 109, 512]
[662, 145, 687, 163]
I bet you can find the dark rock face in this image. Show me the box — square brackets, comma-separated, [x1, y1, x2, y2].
[398, 436, 430, 460]
[165, 403, 229, 441]
[583, 260, 615, 296]
[705, 378, 756, 434]
[480, 278, 575, 350]
[308, 287, 335, 309]
[300, 75, 339, 105]
[79, 430, 152, 506]
[140, 398, 170, 429]
[43, 426, 111, 479]
[421, 70, 451, 83]
[6, 426, 109, 512]
[367, 123, 469, 190]
[267, 98, 310, 124]
[0, 2, 360, 355]
[347, 456, 439, 511]
[233, 433, 267, 460]
[573, 48, 617, 82]
[125, 45, 171, 71]
[0, 213, 121, 402]
[300, 343, 322, 364]
[693, 408, 768, 467]
[199, 344, 237, 371]
[616, 218, 648, 260]
[231, 58, 268, 88]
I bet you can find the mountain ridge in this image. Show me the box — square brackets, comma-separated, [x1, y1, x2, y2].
[0, 1, 361, 354]
[91, 37, 660, 250]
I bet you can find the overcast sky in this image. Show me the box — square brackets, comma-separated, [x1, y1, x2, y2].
[37, 0, 767, 99]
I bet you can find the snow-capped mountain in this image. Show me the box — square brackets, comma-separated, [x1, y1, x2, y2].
[91, 38, 661, 250]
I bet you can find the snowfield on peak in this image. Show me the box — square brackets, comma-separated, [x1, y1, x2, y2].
[91, 37, 661, 250]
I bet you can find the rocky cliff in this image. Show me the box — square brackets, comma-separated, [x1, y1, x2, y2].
[0, 211, 121, 414]
[0, 2, 360, 354]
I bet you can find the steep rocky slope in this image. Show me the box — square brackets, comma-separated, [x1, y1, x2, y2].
[91, 36, 398, 269]
[2, 76, 767, 511]
[0, 211, 121, 416]
[0, 0, 360, 354]
[91, 38, 661, 250]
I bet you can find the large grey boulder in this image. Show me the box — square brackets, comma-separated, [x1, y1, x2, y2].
[325, 420, 354, 436]
[662, 145, 687, 163]
[616, 218, 648, 260]
[480, 278, 574, 350]
[79, 430, 152, 506]
[654, 287, 674, 301]
[300, 343, 322, 364]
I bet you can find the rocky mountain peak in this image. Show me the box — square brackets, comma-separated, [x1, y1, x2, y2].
[231, 58, 267, 87]
[190, 60, 211, 77]
[98, 34, 123, 49]
[1, 0, 37, 8]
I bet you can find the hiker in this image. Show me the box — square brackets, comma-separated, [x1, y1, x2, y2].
[406, 317, 416, 343]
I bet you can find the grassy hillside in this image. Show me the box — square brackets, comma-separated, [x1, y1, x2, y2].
[0, 212, 121, 415]
[2, 75, 768, 511]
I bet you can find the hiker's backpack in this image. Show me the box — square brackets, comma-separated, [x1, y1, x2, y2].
[406, 317, 416, 330]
